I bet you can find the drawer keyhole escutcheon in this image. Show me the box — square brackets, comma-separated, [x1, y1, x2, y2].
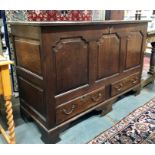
[80, 96, 86, 102]
[62, 104, 77, 115]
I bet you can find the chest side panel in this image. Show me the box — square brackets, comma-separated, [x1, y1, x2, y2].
[11, 25, 46, 124]
[14, 38, 42, 75]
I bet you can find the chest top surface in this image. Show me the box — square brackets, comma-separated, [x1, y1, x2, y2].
[8, 20, 150, 27]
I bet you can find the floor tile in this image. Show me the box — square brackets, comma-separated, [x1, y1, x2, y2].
[58, 115, 114, 144]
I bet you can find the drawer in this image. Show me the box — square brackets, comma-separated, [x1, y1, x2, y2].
[111, 73, 140, 97]
[56, 87, 105, 124]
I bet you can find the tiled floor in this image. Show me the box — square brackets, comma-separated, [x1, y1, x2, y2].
[0, 83, 155, 144]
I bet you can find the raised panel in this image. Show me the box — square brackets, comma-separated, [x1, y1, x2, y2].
[54, 37, 89, 94]
[15, 38, 42, 75]
[96, 34, 120, 80]
[12, 25, 40, 40]
[18, 77, 46, 117]
[125, 32, 143, 69]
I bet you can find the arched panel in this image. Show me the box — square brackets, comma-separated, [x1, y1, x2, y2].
[125, 31, 143, 69]
[53, 37, 89, 94]
[96, 34, 120, 80]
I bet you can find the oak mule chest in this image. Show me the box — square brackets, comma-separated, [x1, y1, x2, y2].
[10, 20, 148, 143]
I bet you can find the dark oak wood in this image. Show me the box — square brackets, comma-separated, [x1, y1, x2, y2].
[97, 34, 120, 79]
[54, 37, 89, 94]
[96, 98, 116, 116]
[56, 87, 105, 124]
[148, 42, 155, 75]
[15, 38, 42, 75]
[141, 31, 155, 87]
[125, 32, 143, 69]
[111, 73, 140, 97]
[147, 31, 155, 75]
[10, 20, 148, 143]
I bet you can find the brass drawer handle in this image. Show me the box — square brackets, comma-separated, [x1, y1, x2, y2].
[115, 83, 123, 91]
[62, 104, 76, 115]
[91, 93, 102, 102]
[132, 80, 137, 84]
[131, 78, 138, 84]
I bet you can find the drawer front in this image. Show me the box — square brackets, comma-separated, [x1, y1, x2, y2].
[111, 73, 140, 97]
[56, 87, 105, 124]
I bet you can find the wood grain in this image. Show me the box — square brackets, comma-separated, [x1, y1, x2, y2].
[10, 21, 148, 143]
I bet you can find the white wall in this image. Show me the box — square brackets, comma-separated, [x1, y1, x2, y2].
[124, 10, 155, 31]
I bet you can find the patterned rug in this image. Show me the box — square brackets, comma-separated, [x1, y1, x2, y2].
[89, 98, 155, 144]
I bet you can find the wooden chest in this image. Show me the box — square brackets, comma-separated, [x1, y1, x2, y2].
[9, 20, 148, 143]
